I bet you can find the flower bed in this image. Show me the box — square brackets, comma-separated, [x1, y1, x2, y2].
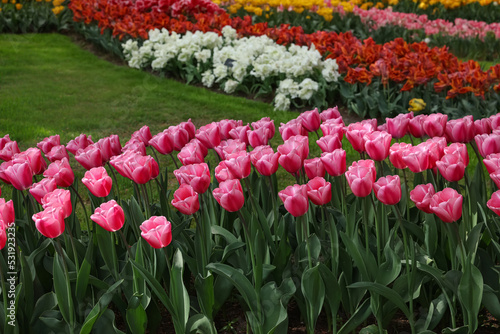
[3, 109, 500, 332]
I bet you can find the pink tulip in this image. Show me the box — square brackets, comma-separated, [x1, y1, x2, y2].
[373, 175, 401, 205]
[299, 108, 321, 132]
[389, 142, 411, 169]
[402, 146, 429, 173]
[0, 135, 10, 149]
[408, 115, 427, 138]
[489, 170, 500, 189]
[91, 200, 125, 232]
[215, 161, 233, 183]
[0, 141, 20, 161]
[66, 134, 93, 155]
[122, 153, 159, 184]
[122, 139, 146, 156]
[410, 183, 435, 214]
[474, 118, 492, 136]
[0, 199, 15, 228]
[444, 143, 469, 166]
[171, 184, 200, 215]
[32, 206, 65, 238]
[149, 130, 174, 155]
[196, 122, 221, 149]
[319, 106, 341, 122]
[386, 113, 411, 139]
[131, 125, 152, 146]
[475, 133, 500, 158]
[445, 115, 475, 143]
[75, 144, 104, 170]
[487, 190, 500, 216]
[140, 216, 172, 248]
[177, 139, 208, 166]
[179, 119, 196, 140]
[491, 114, 500, 131]
[224, 152, 251, 180]
[46, 145, 69, 163]
[429, 188, 463, 223]
[484, 153, 500, 174]
[82, 167, 113, 197]
[279, 119, 307, 141]
[317, 134, 342, 153]
[247, 127, 272, 148]
[3, 162, 33, 190]
[423, 113, 448, 138]
[167, 125, 190, 151]
[215, 139, 246, 160]
[321, 149, 346, 177]
[346, 122, 374, 153]
[278, 184, 309, 217]
[229, 124, 250, 146]
[320, 119, 344, 138]
[277, 135, 309, 175]
[0, 161, 13, 184]
[213, 179, 245, 212]
[42, 189, 72, 218]
[304, 157, 325, 179]
[30, 178, 58, 204]
[345, 160, 376, 197]
[306, 177, 332, 206]
[37, 135, 60, 154]
[436, 154, 465, 182]
[251, 117, 275, 140]
[0, 224, 5, 250]
[364, 131, 392, 161]
[218, 119, 242, 140]
[249, 145, 280, 176]
[12, 148, 46, 175]
[174, 163, 211, 194]
[423, 138, 446, 169]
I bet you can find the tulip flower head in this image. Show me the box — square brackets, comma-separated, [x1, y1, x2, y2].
[171, 184, 200, 215]
[140, 216, 172, 249]
[373, 175, 401, 205]
[32, 206, 65, 238]
[212, 179, 245, 212]
[279, 184, 309, 217]
[82, 166, 113, 198]
[306, 177, 332, 206]
[91, 200, 125, 232]
[429, 188, 463, 223]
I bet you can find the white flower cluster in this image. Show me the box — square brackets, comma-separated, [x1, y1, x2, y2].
[122, 26, 341, 111]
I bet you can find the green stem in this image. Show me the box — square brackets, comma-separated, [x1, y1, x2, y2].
[237, 211, 261, 291]
[55, 238, 76, 333]
[64, 224, 80, 271]
[107, 162, 121, 203]
[370, 194, 381, 265]
[169, 153, 179, 170]
[300, 215, 313, 269]
[69, 184, 91, 234]
[193, 212, 208, 276]
[118, 229, 134, 260]
[140, 183, 151, 217]
[402, 168, 411, 222]
[363, 196, 371, 257]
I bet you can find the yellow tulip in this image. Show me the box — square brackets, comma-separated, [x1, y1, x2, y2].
[408, 98, 426, 113]
[15, 3, 22, 9]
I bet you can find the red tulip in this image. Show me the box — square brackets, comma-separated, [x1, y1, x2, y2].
[177, 139, 208, 165]
[37, 135, 60, 154]
[0, 140, 20, 161]
[30, 178, 58, 204]
[408, 115, 427, 138]
[66, 133, 93, 155]
[42, 189, 72, 218]
[32, 206, 65, 238]
[319, 106, 341, 122]
[46, 145, 69, 163]
[196, 122, 221, 149]
[3, 161, 33, 190]
[171, 184, 200, 215]
[0, 198, 15, 228]
[299, 108, 321, 132]
[364, 131, 392, 161]
[213, 179, 245, 212]
[278, 135, 309, 175]
[345, 160, 376, 197]
[410, 183, 435, 214]
[91, 200, 125, 232]
[174, 162, 211, 194]
[75, 144, 104, 170]
[229, 124, 250, 146]
[140, 216, 172, 249]
[346, 122, 374, 153]
[218, 119, 242, 140]
[12, 148, 46, 175]
[131, 125, 152, 146]
[149, 130, 174, 155]
[445, 115, 475, 143]
[386, 113, 411, 139]
[82, 167, 113, 197]
[247, 127, 272, 148]
[304, 157, 325, 179]
[278, 184, 309, 217]
[251, 117, 275, 139]
[373, 175, 401, 205]
[249, 145, 280, 176]
[317, 134, 342, 153]
[306, 177, 332, 206]
[215, 139, 246, 160]
[321, 149, 346, 177]
[487, 190, 500, 216]
[429, 188, 463, 223]
[389, 142, 411, 169]
[279, 119, 307, 141]
[444, 143, 469, 166]
[475, 133, 500, 158]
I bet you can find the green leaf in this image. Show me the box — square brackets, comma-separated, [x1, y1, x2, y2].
[301, 265, 325, 333]
[126, 295, 147, 334]
[482, 285, 500, 320]
[375, 238, 401, 286]
[76, 235, 93, 301]
[186, 314, 217, 334]
[53, 252, 74, 327]
[30, 292, 57, 327]
[260, 278, 295, 334]
[457, 258, 483, 333]
[337, 299, 372, 334]
[170, 249, 190, 332]
[195, 272, 215, 320]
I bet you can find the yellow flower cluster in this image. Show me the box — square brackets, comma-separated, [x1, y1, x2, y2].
[414, 0, 499, 9]
[0, 0, 66, 14]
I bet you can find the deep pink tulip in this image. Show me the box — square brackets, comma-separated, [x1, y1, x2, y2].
[402, 146, 429, 173]
[229, 124, 250, 146]
[386, 113, 411, 139]
[408, 115, 427, 138]
[377, 123, 387, 132]
[304, 157, 325, 179]
[319, 106, 341, 122]
[0, 141, 20, 161]
[109, 151, 133, 178]
[224, 152, 251, 180]
[37, 135, 60, 154]
[12, 148, 47, 175]
[122, 153, 159, 184]
[373, 175, 401, 205]
[436, 154, 465, 182]
[82, 167, 113, 198]
[489, 170, 500, 189]
[215, 161, 233, 183]
[444, 143, 469, 167]
[251, 117, 275, 139]
[423, 113, 448, 138]
[491, 114, 500, 131]
[66, 134, 93, 155]
[346, 122, 374, 153]
[0, 161, 13, 184]
[174, 163, 211, 194]
[410, 183, 435, 214]
[218, 119, 242, 140]
[345, 160, 376, 197]
[122, 139, 147, 156]
[389, 142, 411, 169]
[140, 216, 172, 249]
[320, 119, 344, 138]
[177, 139, 208, 166]
[484, 153, 500, 174]
[0, 135, 10, 149]
[475, 133, 500, 158]
[278, 135, 309, 175]
[362, 119, 378, 129]
[169, 125, 191, 151]
[317, 134, 342, 153]
[75, 144, 104, 170]
[179, 119, 196, 141]
[196, 122, 221, 149]
[487, 190, 500, 216]
[44, 158, 74, 187]
[131, 125, 152, 146]
[96, 136, 120, 163]
[0, 199, 15, 228]
[278, 184, 309, 217]
[213, 179, 245, 212]
[91, 200, 125, 232]
[3, 162, 33, 190]
[0, 224, 5, 250]
[149, 130, 174, 155]
[171, 184, 200, 215]
[321, 149, 346, 177]
[247, 127, 272, 148]
[306, 177, 332, 206]
[42, 189, 72, 218]
[249, 145, 280, 176]
[445, 115, 475, 143]
[299, 108, 321, 132]
[364, 131, 392, 161]
[424, 138, 446, 169]
[215, 139, 246, 160]
[46, 145, 69, 163]
[429, 188, 463, 223]
[30, 178, 58, 204]
[32, 206, 65, 238]
[474, 118, 492, 136]
[279, 119, 307, 141]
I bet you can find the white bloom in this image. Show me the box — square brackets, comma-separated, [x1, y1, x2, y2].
[298, 78, 319, 100]
[213, 63, 228, 82]
[222, 26, 238, 41]
[224, 79, 239, 94]
[202, 71, 216, 88]
[195, 49, 212, 64]
[274, 93, 291, 111]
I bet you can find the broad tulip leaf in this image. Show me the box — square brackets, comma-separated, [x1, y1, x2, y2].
[126, 295, 147, 334]
[482, 285, 500, 320]
[260, 278, 295, 334]
[76, 235, 93, 301]
[195, 272, 215, 320]
[301, 265, 325, 333]
[337, 298, 372, 334]
[457, 258, 483, 333]
[186, 314, 217, 334]
[53, 252, 74, 327]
